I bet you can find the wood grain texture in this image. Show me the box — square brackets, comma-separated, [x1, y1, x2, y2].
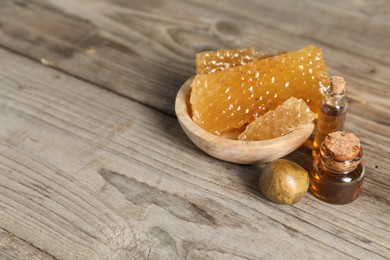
[0, 47, 389, 259]
[0, 227, 55, 260]
[0, 0, 389, 259]
[0, 0, 389, 115]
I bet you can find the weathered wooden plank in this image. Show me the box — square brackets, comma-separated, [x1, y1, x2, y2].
[0, 228, 55, 260]
[0, 47, 389, 259]
[0, 0, 389, 117]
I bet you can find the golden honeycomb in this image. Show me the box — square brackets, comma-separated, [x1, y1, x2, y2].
[190, 45, 328, 135]
[195, 47, 259, 74]
[238, 97, 315, 141]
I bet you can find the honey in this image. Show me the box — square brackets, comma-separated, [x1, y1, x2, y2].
[310, 131, 365, 204]
[190, 45, 328, 135]
[238, 97, 315, 141]
[313, 76, 348, 156]
[195, 47, 260, 74]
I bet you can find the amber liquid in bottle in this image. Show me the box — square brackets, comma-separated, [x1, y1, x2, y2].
[313, 103, 347, 151]
[310, 156, 364, 204]
[312, 75, 348, 158]
[310, 132, 365, 205]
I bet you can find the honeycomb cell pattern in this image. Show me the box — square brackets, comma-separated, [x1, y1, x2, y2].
[195, 47, 260, 75]
[190, 45, 328, 135]
[238, 97, 315, 141]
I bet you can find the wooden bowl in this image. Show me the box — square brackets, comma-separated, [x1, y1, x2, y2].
[175, 77, 314, 164]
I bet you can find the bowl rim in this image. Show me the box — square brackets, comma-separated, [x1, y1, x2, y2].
[175, 76, 315, 164]
[175, 76, 314, 149]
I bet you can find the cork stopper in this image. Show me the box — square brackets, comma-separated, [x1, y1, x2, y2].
[329, 76, 346, 95]
[324, 131, 361, 161]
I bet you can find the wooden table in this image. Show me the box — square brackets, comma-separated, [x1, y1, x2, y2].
[0, 0, 389, 259]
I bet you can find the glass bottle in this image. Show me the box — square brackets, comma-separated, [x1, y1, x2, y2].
[310, 131, 365, 205]
[313, 76, 348, 157]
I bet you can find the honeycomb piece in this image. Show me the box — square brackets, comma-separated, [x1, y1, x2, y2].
[196, 47, 260, 74]
[238, 97, 315, 141]
[190, 45, 328, 135]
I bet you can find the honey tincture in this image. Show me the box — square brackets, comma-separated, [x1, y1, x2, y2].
[313, 76, 348, 156]
[309, 131, 365, 204]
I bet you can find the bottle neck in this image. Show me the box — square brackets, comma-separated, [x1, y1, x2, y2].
[323, 89, 347, 109]
[319, 142, 362, 174]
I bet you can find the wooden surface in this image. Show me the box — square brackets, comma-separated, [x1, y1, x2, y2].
[0, 0, 389, 259]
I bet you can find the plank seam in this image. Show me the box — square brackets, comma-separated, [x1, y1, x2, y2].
[0, 227, 58, 259]
[0, 45, 175, 118]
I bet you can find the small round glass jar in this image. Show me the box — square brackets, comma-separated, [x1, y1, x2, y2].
[310, 133, 365, 204]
